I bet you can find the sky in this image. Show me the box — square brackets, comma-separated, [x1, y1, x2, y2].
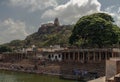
[0, 0, 120, 44]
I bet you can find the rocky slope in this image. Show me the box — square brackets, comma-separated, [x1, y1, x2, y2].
[24, 24, 73, 47]
[5, 18, 73, 48]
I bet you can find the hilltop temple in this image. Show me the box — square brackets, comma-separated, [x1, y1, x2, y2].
[54, 18, 60, 27]
[41, 18, 60, 27]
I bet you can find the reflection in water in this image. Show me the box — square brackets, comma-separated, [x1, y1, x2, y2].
[0, 70, 74, 82]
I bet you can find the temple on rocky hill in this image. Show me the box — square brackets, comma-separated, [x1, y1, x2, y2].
[54, 17, 60, 27]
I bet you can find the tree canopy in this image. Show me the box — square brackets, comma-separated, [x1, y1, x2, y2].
[0, 45, 12, 53]
[69, 13, 120, 48]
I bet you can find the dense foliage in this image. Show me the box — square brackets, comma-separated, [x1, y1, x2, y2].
[0, 45, 12, 53]
[69, 13, 120, 48]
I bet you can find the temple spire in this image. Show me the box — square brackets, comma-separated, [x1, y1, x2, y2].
[54, 17, 60, 27]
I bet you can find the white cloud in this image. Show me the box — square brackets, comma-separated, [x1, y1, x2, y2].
[118, 7, 120, 13]
[104, 6, 120, 27]
[41, 0, 101, 24]
[7, 0, 58, 12]
[0, 18, 28, 44]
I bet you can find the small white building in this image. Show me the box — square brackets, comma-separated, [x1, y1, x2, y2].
[48, 53, 62, 61]
[42, 45, 65, 61]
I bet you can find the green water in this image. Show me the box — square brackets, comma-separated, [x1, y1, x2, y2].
[0, 70, 75, 82]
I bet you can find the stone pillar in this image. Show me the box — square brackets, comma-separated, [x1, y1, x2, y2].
[66, 53, 68, 61]
[62, 52, 64, 61]
[68, 52, 71, 60]
[116, 52, 118, 57]
[107, 52, 110, 60]
[114, 52, 116, 58]
[80, 52, 81, 61]
[87, 52, 90, 61]
[116, 52, 117, 57]
[119, 52, 120, 57]
[93, 51, 96, 61]
[18, 54, 20, 60]
[112, 51, 114, 58]
[73, 52, 75, 61]
[78, 52, 80, 61]
[83, 51, 85, 61]
[99, 51, 101, 61]
[105, 51, 108, 60]
[64, 52, 66, 61]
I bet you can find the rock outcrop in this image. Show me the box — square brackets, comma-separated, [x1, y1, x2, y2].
[24, 18, 73, 47]
[5, 18, 73, 48]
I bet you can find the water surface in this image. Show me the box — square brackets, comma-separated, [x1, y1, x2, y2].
[0, 70, 75, 82]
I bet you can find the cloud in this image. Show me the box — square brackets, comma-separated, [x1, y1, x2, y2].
[104, 6, 120, 27]
[0, 18, 28, 44]
[7, 0, 58, 12]
[41, 0, 101, 24]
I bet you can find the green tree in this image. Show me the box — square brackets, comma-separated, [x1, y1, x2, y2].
[69, 13, 120, 48]
[0, 45, 12, 53]
[9, 40, 23, 46]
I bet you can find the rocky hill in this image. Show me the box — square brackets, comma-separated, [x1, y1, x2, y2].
[5, 18, 73, 48]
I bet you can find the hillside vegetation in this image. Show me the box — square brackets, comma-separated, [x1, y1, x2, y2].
[25, 24, 73, 47]
[4, 19, 73, 48]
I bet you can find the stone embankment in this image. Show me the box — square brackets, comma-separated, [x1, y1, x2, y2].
[0, 60, 106, 81]
[0, 62, 61, 76]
